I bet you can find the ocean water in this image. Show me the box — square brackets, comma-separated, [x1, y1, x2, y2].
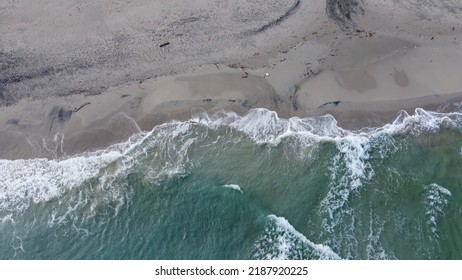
[1, 107, 462, 259]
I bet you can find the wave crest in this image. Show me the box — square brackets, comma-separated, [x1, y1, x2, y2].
[252, 215, 341, 260]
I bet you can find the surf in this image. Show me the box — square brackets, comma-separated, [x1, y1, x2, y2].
[1, 107, 461, 259]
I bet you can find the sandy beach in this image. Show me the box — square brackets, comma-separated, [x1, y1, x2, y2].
[3, 0, 462, 262]
[1, 0, 462, 159]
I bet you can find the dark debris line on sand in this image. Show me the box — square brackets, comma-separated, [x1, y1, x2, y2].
[74, 102, 91, 112]
[326, 0, 365, 29]
[247, 0, 301, 35]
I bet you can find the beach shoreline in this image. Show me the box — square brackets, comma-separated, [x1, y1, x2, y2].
[1, 0, 462, 159]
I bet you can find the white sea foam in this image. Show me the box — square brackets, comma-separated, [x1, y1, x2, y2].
[0, 120, 198, 219]
[222, 184, 243, 193]
[366, 209, 395, 260]
[192, 108, 461, 213]
[11, 236, 25, 258]
[319, 135, 374, 258]
[0, 151, 122, 214]
[425, 183, 452, 238]
[194, 108, 462, 250]
[0, 214, 15, 225]
[194, 107, 462, 144]
[253, 215, 341, 260]
[2, 107, 462, 243]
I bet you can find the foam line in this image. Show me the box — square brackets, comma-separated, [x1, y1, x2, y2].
[253, 215, 341, 260]
[425, 183, 452, 238]
[222, 184, 243, 194]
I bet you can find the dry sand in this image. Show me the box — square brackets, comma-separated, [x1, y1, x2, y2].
[1, 0, 462, 159]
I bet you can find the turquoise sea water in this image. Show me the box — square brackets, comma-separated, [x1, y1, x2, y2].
[1, 107, 462, 259]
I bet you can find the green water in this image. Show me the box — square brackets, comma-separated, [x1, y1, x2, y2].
[1, 108, 462, 259]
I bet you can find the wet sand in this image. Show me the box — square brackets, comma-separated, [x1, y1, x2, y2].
[1, 0, 462, 159]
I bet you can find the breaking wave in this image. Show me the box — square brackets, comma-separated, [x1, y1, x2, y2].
[2, 107, 461, 216]
[1, 107, 461, 259]
[222, 184, 243, 194]
[425, 183, 452, 238]
[252, 215, 341, 260]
